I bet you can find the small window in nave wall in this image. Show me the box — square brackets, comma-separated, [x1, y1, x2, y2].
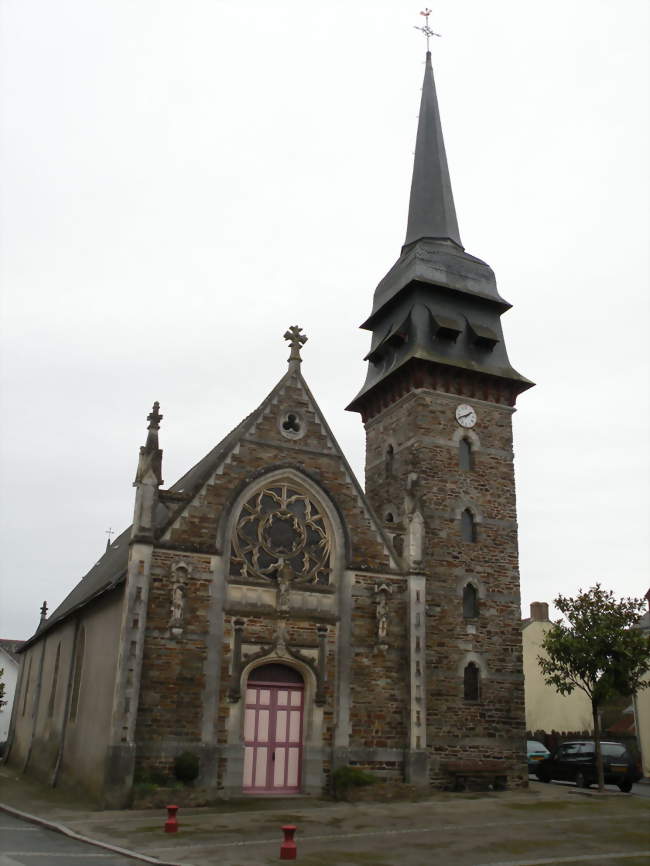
[230, 483, 331, 585]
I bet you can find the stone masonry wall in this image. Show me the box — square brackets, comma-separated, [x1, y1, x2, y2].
[365, 387, 527, 788]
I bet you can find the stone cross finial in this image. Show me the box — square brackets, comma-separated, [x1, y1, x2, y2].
[284, 326, 308, 367]
[147, 401, 162, 430]
[39, 600, 48, 621]
[414, 8, 440, 52]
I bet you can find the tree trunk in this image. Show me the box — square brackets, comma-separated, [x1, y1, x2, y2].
[592, 700, 604, 792]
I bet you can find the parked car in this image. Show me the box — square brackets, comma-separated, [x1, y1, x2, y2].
[535, 739, 642, 792]
[527, 739, 551, 773]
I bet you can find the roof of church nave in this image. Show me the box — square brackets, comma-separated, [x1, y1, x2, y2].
[21, 331, 397, 650]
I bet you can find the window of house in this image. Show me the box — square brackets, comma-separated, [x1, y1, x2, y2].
[464, 662, 480, 701]
[463, 584, 479, 619]
[69, 627, 85, 722]
[459, 438, 473, 471]
[47, 642, 61, 717]
[460, 509, 476, 543]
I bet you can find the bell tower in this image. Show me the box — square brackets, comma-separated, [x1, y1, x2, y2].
[348, 44, 533, 786]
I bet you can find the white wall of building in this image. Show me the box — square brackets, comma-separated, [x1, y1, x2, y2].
[0, 648, 19, 742]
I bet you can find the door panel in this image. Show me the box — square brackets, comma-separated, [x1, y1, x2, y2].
[243, 680, 304, 794]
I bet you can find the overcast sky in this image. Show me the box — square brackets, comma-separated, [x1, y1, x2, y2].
[1, 0, 648, 641]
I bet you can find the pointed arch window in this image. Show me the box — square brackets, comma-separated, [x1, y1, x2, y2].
[230, 482, 331, 585]
[460, 509, 477, 543]
[459, 438, 473, 471]
[463, 584, 479, 619]
[464, 662, 480, 701]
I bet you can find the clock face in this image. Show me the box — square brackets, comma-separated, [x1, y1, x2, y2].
[456, 404, 477, 428]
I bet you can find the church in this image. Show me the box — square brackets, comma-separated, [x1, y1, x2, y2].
[7, 46, 533, 807]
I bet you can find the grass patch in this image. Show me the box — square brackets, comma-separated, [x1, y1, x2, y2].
[503, 800, 576, 811]
[266, 851, 392, 866]
[603, 827, 650, 846]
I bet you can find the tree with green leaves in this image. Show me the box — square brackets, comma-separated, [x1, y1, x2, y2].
[538, 584, 650, 791]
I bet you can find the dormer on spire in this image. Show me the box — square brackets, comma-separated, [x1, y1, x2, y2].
[404, 47, 461, 249]
[284, 326, 308, 372]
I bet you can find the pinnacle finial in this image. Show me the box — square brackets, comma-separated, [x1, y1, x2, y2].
[284, 326, 308, 367]
[147, 401, 162, 430]
[414, 8, 440, 53]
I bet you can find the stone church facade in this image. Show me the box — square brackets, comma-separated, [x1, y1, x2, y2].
[6, 50, 533, 807]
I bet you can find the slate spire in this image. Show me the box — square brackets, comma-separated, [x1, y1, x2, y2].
[404, 51, 461, 249]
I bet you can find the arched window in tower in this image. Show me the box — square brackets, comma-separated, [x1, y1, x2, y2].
[230, 482, 332, 585]
[463, 583, 479, 619]
[459, 437, 473, 471]
[464, 662, 480, 701]
[385, 444, 394, 477]
[460, 508, 477, 543]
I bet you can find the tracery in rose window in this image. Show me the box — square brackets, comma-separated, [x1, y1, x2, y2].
[229, 484, 331, 585]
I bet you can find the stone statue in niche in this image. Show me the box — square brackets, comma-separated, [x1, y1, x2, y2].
[276, 558, 293, 614]
[374, 582, 393, 647]
[404, 472, 424, 569]
[169, 562, 190, 633]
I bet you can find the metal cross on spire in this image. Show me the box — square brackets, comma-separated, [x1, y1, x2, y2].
[414, 8, 440, 52]
[105, 527, 114, 550]
[284, 325, 308, 367]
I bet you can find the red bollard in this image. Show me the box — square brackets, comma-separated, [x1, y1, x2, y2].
[164, 804, 179, 833]
[280, 824, 297, 860]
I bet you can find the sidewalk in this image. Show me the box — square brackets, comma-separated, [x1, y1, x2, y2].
[1, 767, 649, 866]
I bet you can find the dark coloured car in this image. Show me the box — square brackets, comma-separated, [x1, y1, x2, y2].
[536, 739, 642, 792]
[527, 739, 551, 773]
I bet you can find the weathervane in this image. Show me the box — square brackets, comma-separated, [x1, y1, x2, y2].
[414, 8, 440, 52]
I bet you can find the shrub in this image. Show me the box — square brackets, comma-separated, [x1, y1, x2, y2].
[331, 765, 376, 800]
[174, 751, 200, 784]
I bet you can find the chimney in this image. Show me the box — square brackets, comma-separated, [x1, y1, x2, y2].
[530, 601, 549, 622]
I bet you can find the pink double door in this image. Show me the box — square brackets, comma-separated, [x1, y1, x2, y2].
[243, 680, 304, 794]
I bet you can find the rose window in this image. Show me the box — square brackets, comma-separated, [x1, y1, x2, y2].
[230, 484, 331, 585]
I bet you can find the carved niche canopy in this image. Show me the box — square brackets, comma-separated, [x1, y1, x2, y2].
[229, 483, 331, 585]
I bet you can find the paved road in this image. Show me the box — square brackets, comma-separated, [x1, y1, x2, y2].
[0, 812, 141, 866]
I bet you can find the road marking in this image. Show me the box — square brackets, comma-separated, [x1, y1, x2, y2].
[474, 853, 650, 866]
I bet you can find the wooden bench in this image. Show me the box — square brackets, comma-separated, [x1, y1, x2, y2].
[442, 760, 512, 792]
